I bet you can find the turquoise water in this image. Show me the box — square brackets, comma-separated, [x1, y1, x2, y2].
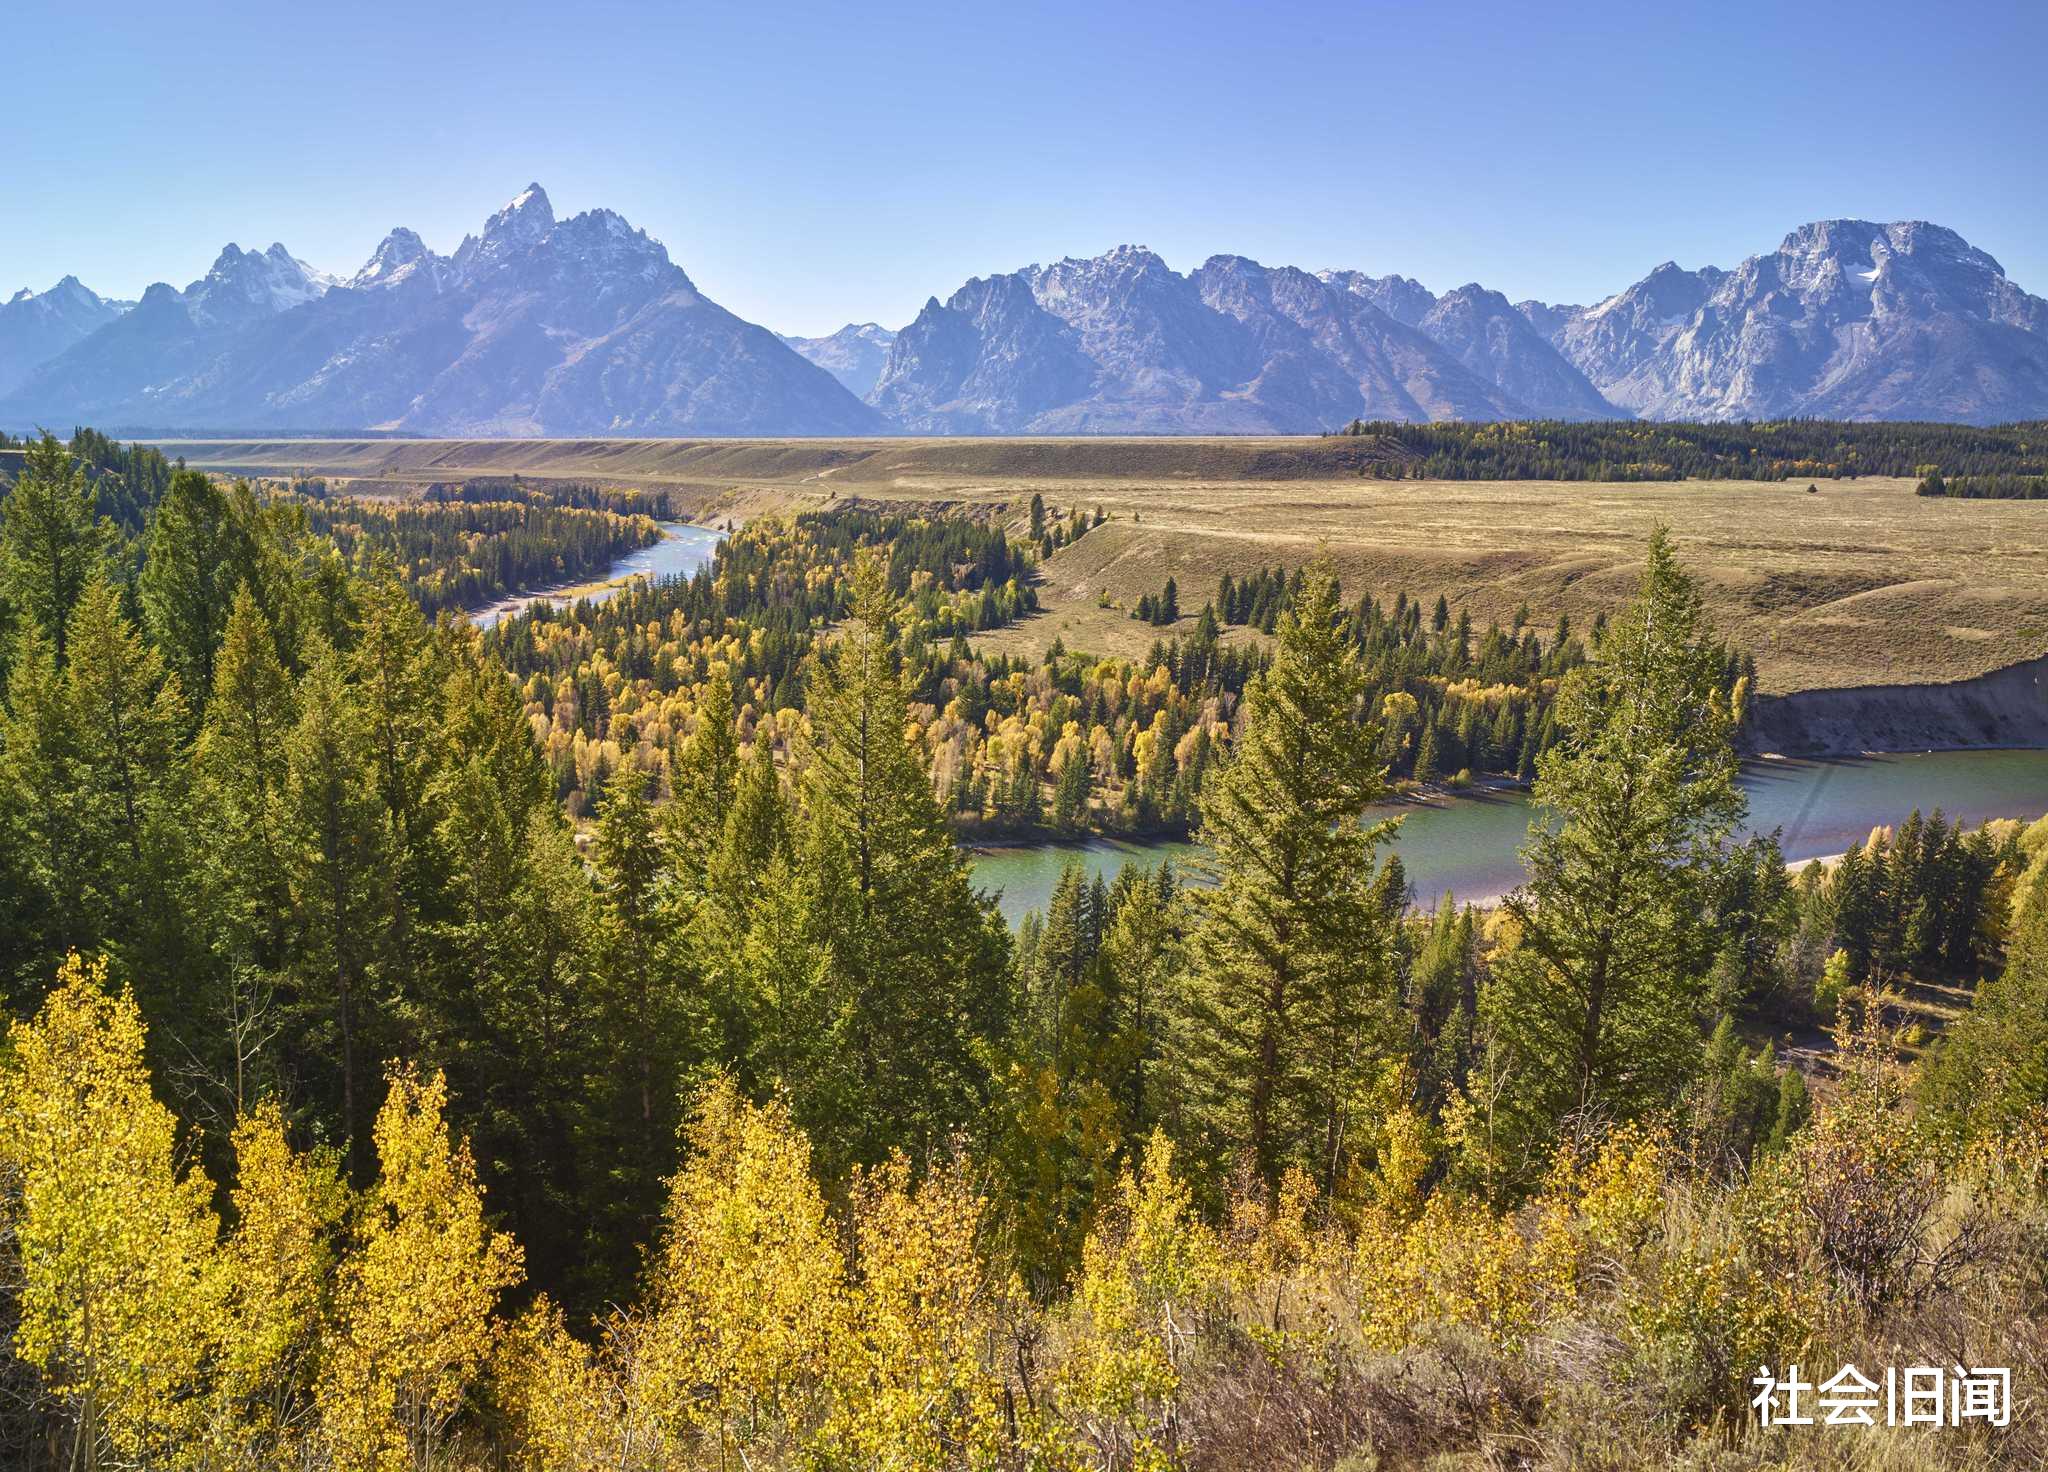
[969, 749, 2048, 926]
[470, 522, 726, 629]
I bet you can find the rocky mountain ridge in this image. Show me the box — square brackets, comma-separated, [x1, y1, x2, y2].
[6, 204, 2043, 432]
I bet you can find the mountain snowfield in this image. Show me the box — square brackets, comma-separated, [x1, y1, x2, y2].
[4, 189, 2045, 434]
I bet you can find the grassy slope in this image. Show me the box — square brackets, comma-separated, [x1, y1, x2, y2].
[153, 437, 2048, 694]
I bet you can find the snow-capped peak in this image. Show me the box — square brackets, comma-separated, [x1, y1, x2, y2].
[453, 183, 559, 281]
[7, 276, 102, 309]
[486, 183, 555, 241]
[349, 227, 446, 290]
[184, 242, 334, 325]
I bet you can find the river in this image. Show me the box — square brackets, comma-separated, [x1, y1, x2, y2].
[464, 527, 2048, 931]
[969, 749, 2048, 927]
[469, 521, 727, 629]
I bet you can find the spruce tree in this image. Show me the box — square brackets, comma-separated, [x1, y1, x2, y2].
[0, 434, 109, 663]
[792, 551, 1010, 1174]
[665, 673, 740, 887]
[1486, 529, 1743, 1157]
[1181, 557, 1394, 1200]
[277, 639, 386, 1180]
[1920, 868, 2048, 1142]
[62, 572, 193, 984]
[139, 469, 242, 719]
[0, 624, 84, 994]
[195, 586, 297, 968]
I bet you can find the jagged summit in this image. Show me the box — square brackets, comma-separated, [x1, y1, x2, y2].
[350, 227, 441, 290]
[1523, 217, 2048, 421]
[0, 274, 129, 396]
[0, 182, 875, 436]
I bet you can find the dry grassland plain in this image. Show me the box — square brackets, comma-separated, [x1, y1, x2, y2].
[155, 437, 2048, 696]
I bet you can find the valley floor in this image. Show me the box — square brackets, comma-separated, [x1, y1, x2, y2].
[158, 436, 2048, 702]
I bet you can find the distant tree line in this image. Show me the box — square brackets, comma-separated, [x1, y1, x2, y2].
[420, 475, 691, 518]
[1217, 565, 1292, 630]
[1330, 417, 2048, 482]
[1916, 471, 2048, 499]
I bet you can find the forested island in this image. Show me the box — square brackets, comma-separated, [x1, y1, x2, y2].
[0, 430, 2043, 1469]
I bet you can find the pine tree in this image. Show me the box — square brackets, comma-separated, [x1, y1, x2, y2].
[0, 434, 110, 662]
[195, 586, 296, 969]
[1101, 864, 1179, 1146]
[1920, 868, 2048, 1142]
[477, 816, 604, 1302]
[1050, 740, 1091, 833]
[0, 624, 90, 991]
[1487, 529, 1743, 1157]
[665, 673, 740, 887]
[138, 468, 243, 719]
[62, 573, 193, 992]
[348, 562, 448, 990]
[1182, 557, 1394, 1199]
[792, 552, 1010, 1174]
[278, 639, 387, 1180]
[1412, 719, 1440, 786]
[592, 760, 692, 1218]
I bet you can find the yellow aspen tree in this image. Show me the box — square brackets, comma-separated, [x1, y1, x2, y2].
[217, 1101, 347, 1465]
[835, 1153, 1008, 1469]
[495, 1300, 653, 1472]
[637, 1077, 849, 1462]
[1059, 1131, 1222, 1472]
[319, 1066, 522, 1472]
[0, 954, 227, 1470]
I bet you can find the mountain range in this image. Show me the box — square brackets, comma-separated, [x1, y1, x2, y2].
[5, 187, 2044, 434]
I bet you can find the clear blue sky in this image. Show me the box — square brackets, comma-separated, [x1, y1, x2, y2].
[6, 0, 2043, 336]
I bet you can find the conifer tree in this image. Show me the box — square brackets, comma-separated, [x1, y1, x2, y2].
[1412, 719, 1440, 785]
[793, 551, 1010, 1174]
[196, 586, 297, 969]
[429, 635, 553, 1044]
[278, 639, 387, 1179]
[1921, 868, 2048, 1141]
[61, 573, 194, 994]
[1182, 557, 1394, 1199]
[0, 434, 109, 663]
[592, 760, 693, 1213]
[138, 468, 242, 718]
[476, 816, 605, 1301]
[63, 574, 188, 873]
[1100, 863, 1179, 1146]
[349, 562, 448, 989]
[0, 625, 90, 990]
[665, 672, 740, 887]
[1487, 529, 1742, 1157]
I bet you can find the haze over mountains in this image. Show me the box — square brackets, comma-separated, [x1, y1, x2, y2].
[5, 186, 2045, 435]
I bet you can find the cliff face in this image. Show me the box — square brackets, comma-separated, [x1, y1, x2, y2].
[1746, 654, 2048, 756]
